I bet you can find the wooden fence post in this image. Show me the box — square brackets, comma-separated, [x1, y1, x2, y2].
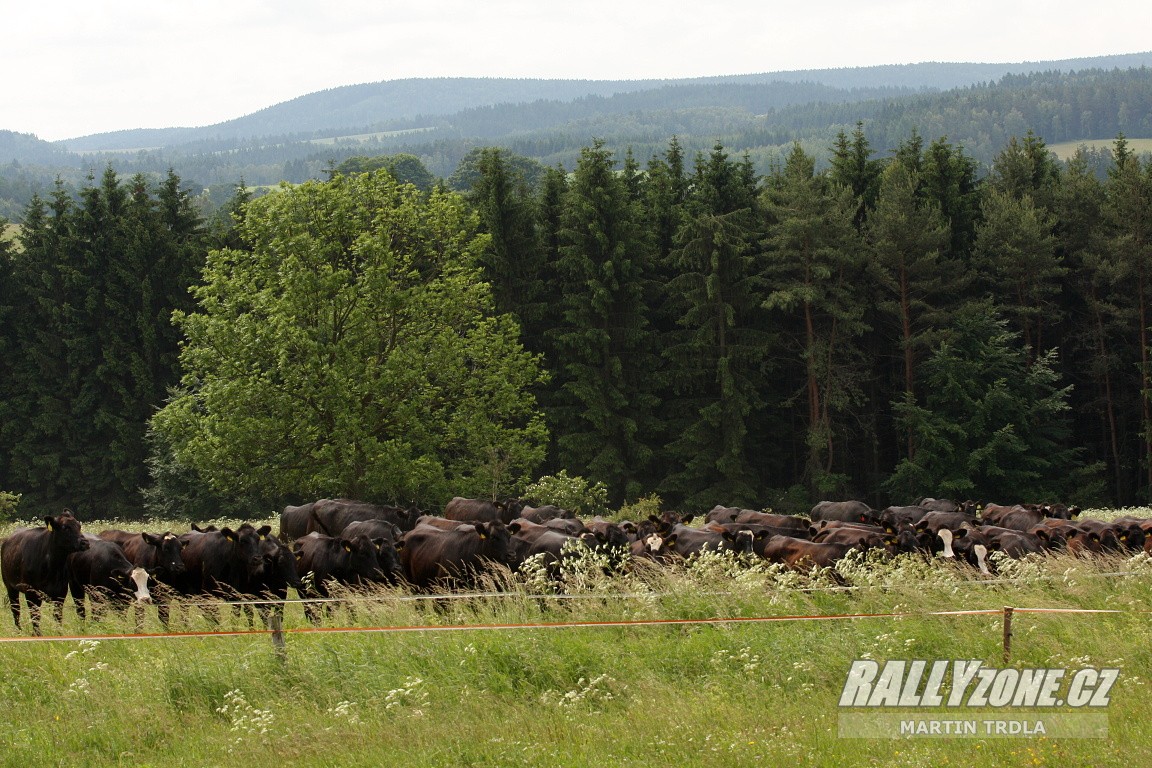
[1002, 606, 1014, 663]
[270, 613, 286, 661]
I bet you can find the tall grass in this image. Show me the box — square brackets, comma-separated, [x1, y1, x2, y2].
[1, 512, 1150, 765]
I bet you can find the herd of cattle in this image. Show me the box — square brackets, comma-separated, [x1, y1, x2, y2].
[1, 495, 1148, 634]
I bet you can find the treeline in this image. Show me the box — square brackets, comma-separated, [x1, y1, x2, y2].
[0, 169, 218, 517]
[466, 130, 1152, 512]
[2, 128, 1152, 520]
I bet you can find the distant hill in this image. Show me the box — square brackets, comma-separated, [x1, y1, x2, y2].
[54, 52, 1152, 152]
[2, 53, 1151, 221]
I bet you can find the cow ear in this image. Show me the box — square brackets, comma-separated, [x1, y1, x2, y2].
[45, 516, 57, 529]
[258, 525, 272, 537]
[221, 527, 236, 541]
[394, 539, 405, 551]
[142, 532, 160, 546]
[342, 540, 353, 552]
[475, 524, 489, 540]
[508, 522, 522, 534]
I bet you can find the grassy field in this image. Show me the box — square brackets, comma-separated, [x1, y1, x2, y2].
[1048, 137, 1152, 161]
[1, 511, 1150, 766]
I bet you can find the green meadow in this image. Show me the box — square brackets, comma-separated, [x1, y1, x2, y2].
[1, 511, 1150, 766]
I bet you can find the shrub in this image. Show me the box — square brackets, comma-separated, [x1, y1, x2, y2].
[522, 471, 609, 517]
[0, 490, 20, 522]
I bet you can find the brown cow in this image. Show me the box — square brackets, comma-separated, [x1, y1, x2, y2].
[443, 497, 525, 524]
[760, 535, 854, 571]
[400, 521, 516, 590]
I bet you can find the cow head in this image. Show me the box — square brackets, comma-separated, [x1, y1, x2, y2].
[143, 532, 188, 575]
[47, 510, 88, 553]
[223, 524, 266, 577]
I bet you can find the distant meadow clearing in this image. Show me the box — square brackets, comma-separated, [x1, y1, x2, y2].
[1, 509, 1151, 766]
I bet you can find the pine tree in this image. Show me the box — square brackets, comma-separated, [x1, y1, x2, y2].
[761, 143, 868, 495]
[471, 148, 547, 354]
[973, 187, 1064, 358]
[865, 159, 955, 459]
[1106, 136, 1152, 497]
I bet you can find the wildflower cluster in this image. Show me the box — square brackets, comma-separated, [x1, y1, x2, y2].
[541, 673, 624, 711]
[383, 676, 428, 716]
[216, 689, 275, 745]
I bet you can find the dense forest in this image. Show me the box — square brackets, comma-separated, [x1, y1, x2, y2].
[2, 122, 1151, 520]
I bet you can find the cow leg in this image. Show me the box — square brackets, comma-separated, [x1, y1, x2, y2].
[25, 592, 44, 635]
[49, 595, 66, 627]
[71, 585, 88, 622]
[6, 588, 21, 630]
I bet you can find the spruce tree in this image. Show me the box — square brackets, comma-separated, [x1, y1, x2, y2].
[659, 143, 769, 509]
[548, 140, 658, 502]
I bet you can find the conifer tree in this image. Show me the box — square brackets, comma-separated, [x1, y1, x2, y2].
[659, 143, 769, 509]
[761, 144, 867, 495]
[865, 159, 954, 458]
[548, 140, 658, 501]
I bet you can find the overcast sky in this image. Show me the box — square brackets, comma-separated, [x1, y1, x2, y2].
[6, 0, 1151, 141]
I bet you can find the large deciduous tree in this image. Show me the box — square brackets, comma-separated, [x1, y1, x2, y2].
[152, 171, 548, 506]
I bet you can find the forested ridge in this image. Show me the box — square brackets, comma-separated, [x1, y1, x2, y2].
[2, 122, 1152, 520]
[2, 63, 1151, 218]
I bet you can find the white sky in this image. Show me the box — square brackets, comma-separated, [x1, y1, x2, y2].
[5, 0, 1151, 142]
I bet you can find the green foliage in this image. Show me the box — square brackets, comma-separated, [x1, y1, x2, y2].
[884, 301, 1084, 502]
[153, 171, 548, 507]
[333, 153, 435, 191]
[522, 470, 609, 517]
[1, 170, 204, 518]
[548, 140, 660, 502]
[0, 490, 19, 522]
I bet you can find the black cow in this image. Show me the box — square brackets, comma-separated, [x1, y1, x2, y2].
[443, 496, 525, 524]
[400, 521, 516, 590]
[980, 504, 1048, 532]
[507, 519, 594, 575]
[293, 532, 385, 622]
[704, 506, 750, 525]
[174, 523, 270, 614]
[279, 502, 317, 542]
[99, 529, 187, 627]
[67, 534, 152, 622]
[733, 510, 812, 534]
[341, 520, 404, 584]
[656, 524, 755, 559]
[306, 498, 421, 537]
[1, 510, 90, 633]
[240, 533, 304, 627]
